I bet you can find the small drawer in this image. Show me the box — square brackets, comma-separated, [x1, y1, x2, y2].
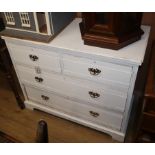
[17, 65, 128, 112]
[25, 85, 123, 131]
[63, 55, 132, 85]
[9, 44, 61, 73]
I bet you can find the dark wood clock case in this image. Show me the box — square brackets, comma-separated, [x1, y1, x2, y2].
[79, 13, 144, 50]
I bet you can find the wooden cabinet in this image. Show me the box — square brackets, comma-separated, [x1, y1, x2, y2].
[80, 13, 144, 50]
[2, 18, 150, 142]
[141, 41, 155, 136]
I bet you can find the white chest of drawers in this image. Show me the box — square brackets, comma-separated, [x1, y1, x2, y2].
[2, 19, 150, 142]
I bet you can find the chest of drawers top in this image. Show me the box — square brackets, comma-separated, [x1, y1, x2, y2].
[2, 18, 150, 67]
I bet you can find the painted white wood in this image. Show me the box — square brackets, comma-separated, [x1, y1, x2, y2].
[45, 12, 52, 35]
[49, 13, 54, 35]
[17, 65, 128, 112]
[24, 100, 125, 142]
[49, 19, 150, 66]
[4, 12, 15, 25]
[3, 18, 150, 142]
[121, 66, 139, 133]
[63, 54, 132, 85]
[2, 19, 150, 66]
[9, 43, 61, 73]
[16, 65, 128, 95]
[25, 85, 123, 131]
[19, 12, 31, 28]
[33, 12, 39, 33]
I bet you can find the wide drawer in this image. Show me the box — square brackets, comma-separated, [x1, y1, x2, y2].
[17, 65, 128, 112]
[8, 44, 61, 73]
[63, 55, 132, 85]
[25, 85, 123, 131]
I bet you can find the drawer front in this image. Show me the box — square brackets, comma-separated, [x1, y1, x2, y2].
[25, 85, 123, 130]
[63, 55, 132, 85]
[9, 44, 61, 73]
[17, 65, 127, 112]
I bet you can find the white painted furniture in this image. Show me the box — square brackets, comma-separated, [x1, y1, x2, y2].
[2, 18, 150, 142]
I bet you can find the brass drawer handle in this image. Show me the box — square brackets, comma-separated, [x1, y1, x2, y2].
[29, 54, 38, 61]
[88, 68, 101, 75]
[35, 77, 43, 83]
[89, 111, 100, 117]
[41, 95, 49, 101]
[89, 91, 100, 98]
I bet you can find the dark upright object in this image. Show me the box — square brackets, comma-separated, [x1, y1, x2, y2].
[125, 40, 155, 142]
[80, 13, 144, 50]
[36, 120, 48, 143]
[138, 41, 155, 142]
[0, 14, 25, 109]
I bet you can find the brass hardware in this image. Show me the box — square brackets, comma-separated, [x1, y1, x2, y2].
[89, 91, 100, 98]
[35, 66, 41, 74]
[89, 111, 99, 117]
[35, 77, 43, 83]
[41, 95, 49, 101]
[88, 68, 101, 75]
[29, 54, 38, 61]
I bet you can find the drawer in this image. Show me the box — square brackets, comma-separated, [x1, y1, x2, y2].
[9, 44, 61, 73]
[63, 55, 132, 85]
[25, 85, 123, 131]
[17, 65, 128, 112]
